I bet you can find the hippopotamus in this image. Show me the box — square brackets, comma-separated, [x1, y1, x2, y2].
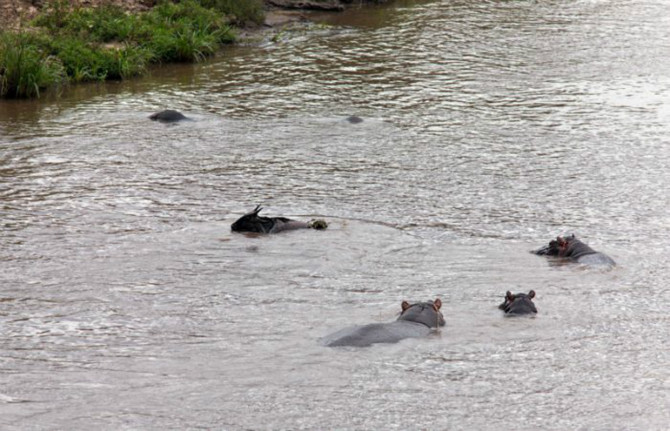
[231, 205, 328, 234]
[149, 109, 189, 123]
[346, 115, 363, 124]
[322, 299, 445, 347]
[498, 290, 537, 316]
[533, 234, 615, 266]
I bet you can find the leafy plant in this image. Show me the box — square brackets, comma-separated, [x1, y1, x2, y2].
[3, 0, 242, 98]
[0, 31, 66, 98]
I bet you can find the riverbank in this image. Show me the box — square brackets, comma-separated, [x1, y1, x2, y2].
[0, 0, 381, 99]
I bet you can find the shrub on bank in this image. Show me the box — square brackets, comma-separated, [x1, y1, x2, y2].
[46, 36, 151, 81]
[0, 0, 248, 98]
[0, 32, 66, 98]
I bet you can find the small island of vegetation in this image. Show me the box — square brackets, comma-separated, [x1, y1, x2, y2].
[0, 0, 278, 98]
[0, 0, 380, 99]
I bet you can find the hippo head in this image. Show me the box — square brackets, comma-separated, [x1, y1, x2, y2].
[397, 299, 446, 328]
[498, 290, 537, 315]
[534, 234, 576, 257]
[231, 205, 274, 233]
[555, 234, 578, 257]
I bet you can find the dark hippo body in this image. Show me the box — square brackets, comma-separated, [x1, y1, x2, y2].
[498, 290, 537, 316]
[533, 234, 615, 266]
[149, 109, 190, 123]
[231, 205, 327, 234]
[346, 115, 363, 124]
[323, 299, 445, 347]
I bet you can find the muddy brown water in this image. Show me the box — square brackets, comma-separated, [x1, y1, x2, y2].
[1, 0, 669, 429]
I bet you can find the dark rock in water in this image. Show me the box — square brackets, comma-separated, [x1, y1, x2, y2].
[346, 115, 363, 124]
[149, 110, 189, 123]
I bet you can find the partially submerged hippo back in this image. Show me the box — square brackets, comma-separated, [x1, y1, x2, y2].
[149, 109, 189, 123]
[533, 234, 615, 266]
[231, 205, 328, 234]
[323, 299, 445, 348]
[346, 115, 363, 124]
[498, 290, 537, 316]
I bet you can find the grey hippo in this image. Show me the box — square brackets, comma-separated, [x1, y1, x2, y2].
[346, 115, 363, 124]
[322, 299, 445, 347]
[498, 290, 537, 316]
[533, 234, 615, 266]
[149, 109, 190, 123]
[231, 205, 328, 234]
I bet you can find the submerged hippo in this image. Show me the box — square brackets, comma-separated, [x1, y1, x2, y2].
[346, 115, 363, 124]
[149, 109, 189, 123]
[533, 234, 615, 266]
[231, 205, 328, 234]
[322, 299, 445, 347]
[498, 290, 537, 316]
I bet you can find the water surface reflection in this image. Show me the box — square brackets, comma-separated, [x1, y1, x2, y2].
[1, 0, 669, 429]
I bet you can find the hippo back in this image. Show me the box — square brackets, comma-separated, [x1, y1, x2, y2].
[534, 234, 615, 266]
[575, 252, 616, 266]
[322, 321, 432, 347]
[149, 109, 189, 123]
[323, 298, 445, 348]
[562, 238, 596, 259]
[564, 238, 615, 266]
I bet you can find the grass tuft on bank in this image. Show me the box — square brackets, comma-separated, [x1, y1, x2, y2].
[0, 0, 264, 98]
[0, 32, 67, 98]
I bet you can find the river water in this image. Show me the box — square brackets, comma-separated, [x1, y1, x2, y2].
[1, 0, 669, 429]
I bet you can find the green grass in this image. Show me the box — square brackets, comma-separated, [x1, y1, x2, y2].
[197, 0, 265, 26]
[0, 0, 249, 98]
[0, 32, 66, 98]
[46, 36, 151, 81]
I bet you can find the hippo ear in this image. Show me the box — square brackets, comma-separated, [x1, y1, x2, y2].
[506, 291, 514, 301]
[401, 301, 411, 311]
[433, 298, 442, 310]
[528, 290, 536, 299]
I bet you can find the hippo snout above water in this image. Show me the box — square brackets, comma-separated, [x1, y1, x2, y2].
[533, 234, 615, 266]
[231, 205, 328, 234]
[322, 299, 445, 347]
[498, 290, 537, 316]
[149, 109, 189, 123]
